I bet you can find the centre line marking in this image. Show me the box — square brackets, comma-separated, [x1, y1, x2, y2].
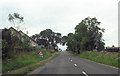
[82, 71, 88, 76]
[74, 64, 77, 66]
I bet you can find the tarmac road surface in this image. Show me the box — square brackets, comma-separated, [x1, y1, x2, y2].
[29, 51, 119, 75]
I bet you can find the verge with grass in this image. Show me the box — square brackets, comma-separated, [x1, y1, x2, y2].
[15, 52, 59, 75]
[2, 49, 57, 73]
[68, 51, 119, 68]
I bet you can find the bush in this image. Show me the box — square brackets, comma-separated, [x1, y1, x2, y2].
[2, 40, 8, 59]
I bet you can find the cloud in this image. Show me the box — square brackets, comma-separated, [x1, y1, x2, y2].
[0, 0, 119, 47]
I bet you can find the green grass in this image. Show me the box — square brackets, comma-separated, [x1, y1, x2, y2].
[15, 52, 59, 74]
[69, 50, 119, 68]
[2, 49, 55, 73]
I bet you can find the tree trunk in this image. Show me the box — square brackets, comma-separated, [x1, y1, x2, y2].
[77, 49, 80, 54]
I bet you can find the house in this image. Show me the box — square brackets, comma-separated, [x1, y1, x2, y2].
[106, 47, 120, 52]
[19, 31, 38, 47]
[9, 27, 38, 47]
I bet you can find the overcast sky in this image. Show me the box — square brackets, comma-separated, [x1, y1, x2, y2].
[0, 0, 119, 50]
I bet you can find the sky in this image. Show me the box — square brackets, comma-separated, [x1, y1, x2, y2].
[0, 0, 119, 50]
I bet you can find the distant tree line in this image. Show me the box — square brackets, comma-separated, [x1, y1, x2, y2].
[62, 17, 105, 54]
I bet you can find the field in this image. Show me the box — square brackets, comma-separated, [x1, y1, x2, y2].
[69, 50, 119, 68]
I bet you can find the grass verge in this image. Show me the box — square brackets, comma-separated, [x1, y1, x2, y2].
[68, 51, 119, 68]
[15, 52, 59, 75]
[2, 49, 58, 73]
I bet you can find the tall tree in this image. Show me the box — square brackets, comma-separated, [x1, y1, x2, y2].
[64, 17, 105, 54]
[31, 29, 62, 50]
[8, 13, 24, 31]
[82, 17, 105, 51]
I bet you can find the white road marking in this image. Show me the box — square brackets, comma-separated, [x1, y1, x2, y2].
[70, 60, 72, 61]
[82, 71, 88, 76]
[74, 64, 77, 66]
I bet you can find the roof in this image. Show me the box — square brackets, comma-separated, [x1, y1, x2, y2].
[106, 47, 120, 49]
[9, 27, 22, 36]
[19, 30, 37, 43]
[9, 27, 37, 44]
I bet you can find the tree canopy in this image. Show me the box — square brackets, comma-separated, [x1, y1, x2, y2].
[31, 17, 105, 53]
[62, 17, 105, 54]
[31, 29, 62, 50]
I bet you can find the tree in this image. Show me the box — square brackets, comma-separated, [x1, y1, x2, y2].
[75, 22, 89, 51]
[65, 33, 75, 52]
[54, 33, 62, 44]
[8, 13, 24, 31]
[82, 17, 105, 51]
[31, 29, 62, 50]
[36, 39, 49, 47]
[61, 36, 68, 46]
[40, 29, 54, 46]
[31, 34, 40, 41]
[63, 17, 105, 54]
[2, 28, 12, 59]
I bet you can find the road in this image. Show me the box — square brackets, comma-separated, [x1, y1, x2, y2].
[29, 51, 119, 75]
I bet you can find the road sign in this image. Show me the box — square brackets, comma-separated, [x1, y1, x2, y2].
[38, 51, 43, 57]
